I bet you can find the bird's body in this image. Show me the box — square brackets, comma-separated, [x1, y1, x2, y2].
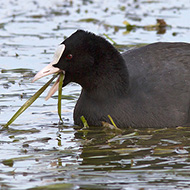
[74, 42, 190, 128]
[33, 30, 190, 128]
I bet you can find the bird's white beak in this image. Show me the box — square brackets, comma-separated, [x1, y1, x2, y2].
[32, 44, 65, 100]
[32, 63, 61, 82]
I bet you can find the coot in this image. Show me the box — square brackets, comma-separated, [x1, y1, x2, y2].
[33, 30, 190, 128]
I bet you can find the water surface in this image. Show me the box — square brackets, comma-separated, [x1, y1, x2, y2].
[0, 0, 190, 189]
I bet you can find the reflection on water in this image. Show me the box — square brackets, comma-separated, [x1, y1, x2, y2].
[0, 0, 190, 189]
[1, 126, 190, 189]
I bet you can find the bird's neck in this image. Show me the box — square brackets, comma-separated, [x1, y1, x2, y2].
[77, 35, 130, 99]
[81, 57, 129, 100]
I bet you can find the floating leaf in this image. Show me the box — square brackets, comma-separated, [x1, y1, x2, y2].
[78, 18, 99, 24]
[2, 159, 14, 167]
[102, 121, 122, 134]
[113, 147, 151, 155]
[123, 20, 131, 26]
[153, 148, 174, 155]
[28, 183, 73, 190]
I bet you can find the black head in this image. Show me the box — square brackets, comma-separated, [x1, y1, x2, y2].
[33, 30, 129, 97]
[53, 30, 128, 90]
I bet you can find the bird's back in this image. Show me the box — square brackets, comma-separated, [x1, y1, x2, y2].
[121, 42, 190, 127]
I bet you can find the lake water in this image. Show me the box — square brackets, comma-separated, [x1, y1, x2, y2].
[0, 0, 190, 189]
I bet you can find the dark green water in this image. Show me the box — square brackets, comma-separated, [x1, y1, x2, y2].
[0, 0, 190, 189]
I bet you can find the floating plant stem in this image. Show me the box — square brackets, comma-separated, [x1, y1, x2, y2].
[4, 75, 57, 128]
[58, 72, 64, 123]
[103, 33, 117, 45]
[80, 115, 89, 129]
[108, 115, 118, 129]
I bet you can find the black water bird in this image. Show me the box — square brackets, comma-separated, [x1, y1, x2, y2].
[33, 30, 190, 128]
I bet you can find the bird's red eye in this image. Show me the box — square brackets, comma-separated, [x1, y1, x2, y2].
[66, 54, 73, 60]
